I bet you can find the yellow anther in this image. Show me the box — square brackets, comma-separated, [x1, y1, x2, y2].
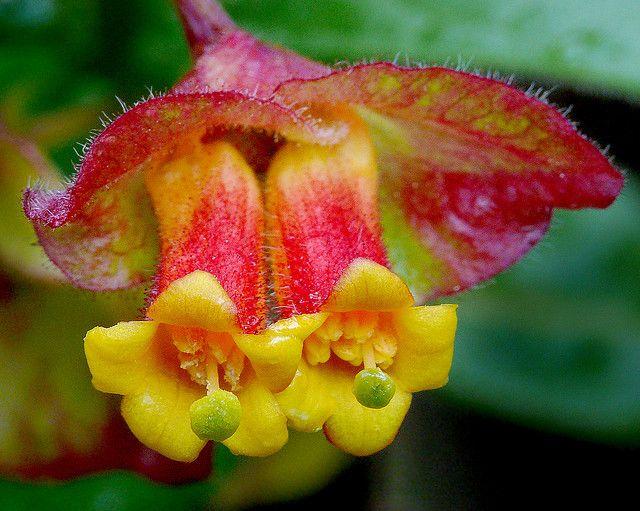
[372, 333, 396, 369]
[315, 314, 343, 342]
[331, 337, 362, 365]
[304, 334, 332, 365]
[342, 314, 359, 339]
[170, 326, 245, 391]
[303, 311, 399, 369]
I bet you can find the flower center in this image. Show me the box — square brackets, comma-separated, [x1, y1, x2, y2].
[169, 325, 245, 392]
[303, 311, 398, 409]
[168, 325, 245, 442]
[304, 311, 398, 370]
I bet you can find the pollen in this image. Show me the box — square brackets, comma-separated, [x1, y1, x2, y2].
[170, 326, 245, 391]
[304, 311, 398, 369]
[303, 311, 399, 409]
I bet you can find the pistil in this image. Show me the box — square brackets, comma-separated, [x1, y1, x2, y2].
[362, 341, 376, 370]
[205, 356, 219, 394]
[172, 327, 243, 442]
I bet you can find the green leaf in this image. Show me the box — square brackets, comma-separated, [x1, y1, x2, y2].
[442, 175, 640, 444]
[0, 472, 209, 511]
[222, 0, 640, 100]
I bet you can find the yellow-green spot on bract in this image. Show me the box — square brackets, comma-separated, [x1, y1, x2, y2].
[353, 368, 396, 409]
[189, 389, 241, 441]
[380, 195, 446, 302]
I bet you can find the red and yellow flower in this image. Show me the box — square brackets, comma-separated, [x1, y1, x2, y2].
[23, 0, 623, 461]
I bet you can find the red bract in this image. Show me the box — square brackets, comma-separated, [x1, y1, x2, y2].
[23, 2, 622, 302]
[23, 93, 342, 292]
[21, 0, 622, 459]
[175, 0, 327, 95]
[275, 64, 622, 300]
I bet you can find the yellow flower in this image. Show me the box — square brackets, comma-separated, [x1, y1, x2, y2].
[86, 270, 325, 461]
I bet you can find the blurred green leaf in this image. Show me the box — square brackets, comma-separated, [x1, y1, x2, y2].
[222, 0, 640, 100]
[0, 0, 187, 172]
[214, 433, 349, 510]
[443, 176, 640, 444]
[0, 472, 209, 511]
[0, 435, 347, 511]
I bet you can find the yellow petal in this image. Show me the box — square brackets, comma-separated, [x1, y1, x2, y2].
[322, 366, 412, 456]
[389, 304, 457, 392]
[147, 270, 237, 331]
[84, 321, 157, 395]
[223, 375, 288, 457]
[234, 313, 327, 392]
[276, 360, 335, 433]
[324, 259, 414, 312]
[121, 370, 206, 462]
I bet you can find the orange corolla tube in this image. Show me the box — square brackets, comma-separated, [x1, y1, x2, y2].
[266, 110, 456, 454]
[85, 141, 325, 461]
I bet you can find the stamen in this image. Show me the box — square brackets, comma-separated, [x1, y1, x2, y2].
[303, 334, 331, 365]
[171, 327, 244, 441]
[303, 311, 398, 408]
[172, 327, 245, 390]
[316, 314, 342, 342]
[303, 311, 398, 368]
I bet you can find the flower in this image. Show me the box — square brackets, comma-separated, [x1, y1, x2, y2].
[265, 108, 457, 454]
[0, 126, 211, 482]
[23, 0, 622, 460]
[82, 138, 326, 460]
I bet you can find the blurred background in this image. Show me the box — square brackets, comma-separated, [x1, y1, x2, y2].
[0, 0, 638, 509]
